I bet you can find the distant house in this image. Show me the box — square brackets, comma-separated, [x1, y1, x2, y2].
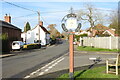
[102, 29, 116, 37]
[87, 24, 116, 37]
[75, 30, 90, 36]
[0, 14, 21, 50]
[21, 21, 50, 46]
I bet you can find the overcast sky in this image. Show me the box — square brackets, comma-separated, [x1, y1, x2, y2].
[1, 0, 119, 32]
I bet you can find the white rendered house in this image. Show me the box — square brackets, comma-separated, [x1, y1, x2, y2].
[21, 21, 50, 45]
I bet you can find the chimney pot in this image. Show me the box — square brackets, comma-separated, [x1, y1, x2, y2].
[39, 21, 43, 26]
[4, 14, 11, 23]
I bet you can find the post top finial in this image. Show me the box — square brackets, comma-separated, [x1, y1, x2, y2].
[70, 7, 73, 14]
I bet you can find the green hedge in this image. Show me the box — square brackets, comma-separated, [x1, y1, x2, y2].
[23, 43, 41, 49]
[74, 34, 88, 41]
[0, 34, 10, 54]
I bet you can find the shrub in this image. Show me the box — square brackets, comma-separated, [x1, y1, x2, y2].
[74, 34, 88, 41]
[0, 33, 10, 54]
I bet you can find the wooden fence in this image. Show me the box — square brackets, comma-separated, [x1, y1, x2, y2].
[79, 37, 120, 49]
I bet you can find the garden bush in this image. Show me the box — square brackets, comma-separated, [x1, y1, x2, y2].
[0, 34, 10, 54]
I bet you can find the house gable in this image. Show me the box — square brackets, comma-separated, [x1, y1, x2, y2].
[103, 29, 115, 36]
[21, 24, 50, 45]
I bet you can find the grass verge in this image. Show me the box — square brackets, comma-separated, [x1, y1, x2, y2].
[77, 46, 120, 52]
[58, 66, 118, 79]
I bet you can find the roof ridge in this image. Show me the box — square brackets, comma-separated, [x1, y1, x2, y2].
[0, 20, 21, 30]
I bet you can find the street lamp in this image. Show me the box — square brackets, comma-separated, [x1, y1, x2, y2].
[61, 7, 81, 79]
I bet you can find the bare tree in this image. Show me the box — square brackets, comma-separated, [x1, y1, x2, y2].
[77, 4, 104, 29]
[109, 10, 119, 34]
[47, 24, 61, 39]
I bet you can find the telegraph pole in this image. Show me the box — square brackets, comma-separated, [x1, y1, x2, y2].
[37, 11, 40, 44]
[37, 11, 40, 24]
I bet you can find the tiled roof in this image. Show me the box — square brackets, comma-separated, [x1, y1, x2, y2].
[92, 24, 109, 30]
[22, 25, 50, 34]
[40, 25, 50, 34]
[0, 20, 21, 30]
[107, 29, 115, 35]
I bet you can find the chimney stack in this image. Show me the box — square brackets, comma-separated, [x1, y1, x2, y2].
[39, 21, 43, 26]
[4, 14, 11, 23]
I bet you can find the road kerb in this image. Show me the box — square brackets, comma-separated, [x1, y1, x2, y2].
[0, 54, 15, 58]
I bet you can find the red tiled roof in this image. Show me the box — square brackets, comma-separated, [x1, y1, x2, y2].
[92, 24, 109, 30]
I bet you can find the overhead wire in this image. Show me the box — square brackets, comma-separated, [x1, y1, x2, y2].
[2, 0, 116, 26]
[1, 0, 36, 12]
[2, 0, 116, 13]
[40, 16, 49, 25]
[12, 13, 37, 19]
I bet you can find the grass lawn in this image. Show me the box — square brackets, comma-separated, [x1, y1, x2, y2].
[77, 46, 120, 52]
[58, 66, 118, 80]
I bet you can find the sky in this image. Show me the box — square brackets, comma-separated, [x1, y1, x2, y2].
[0, 0, 119, 32]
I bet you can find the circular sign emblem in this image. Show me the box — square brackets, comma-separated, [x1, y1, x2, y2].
[61, 12, 81, 32]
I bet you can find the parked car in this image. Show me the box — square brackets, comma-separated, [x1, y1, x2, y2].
[49, 38, 56, 45]
[56, 38, 63, 44]
[12, 41, 25, 51]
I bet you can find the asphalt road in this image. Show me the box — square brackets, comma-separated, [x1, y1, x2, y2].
[2, 41, 69, 78]
[25, 50, 117, 78]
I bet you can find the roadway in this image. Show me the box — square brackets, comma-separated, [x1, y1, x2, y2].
[2, 41, 118, 79]
[24, 50, 117, 78]
[2, 41, 69, 78]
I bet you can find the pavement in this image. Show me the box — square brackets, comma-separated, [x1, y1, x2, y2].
[0, 54, 15, 58]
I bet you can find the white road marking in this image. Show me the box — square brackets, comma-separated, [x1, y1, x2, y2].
[57, 58, 64, 62]
[54, 62, 58, 65]
[24, 53, 67, 78]
[30, 71, 37, 75]
[48, 66, 53, 69]
[24, 76, 30, 78]
[41, 56, 64, 69]
[36, 69, 41, 72]
[51, 58, 64, 67]
[44, 69, 49, 72]
[51, 64, 56, 67]
[39, 72, 44, 76]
